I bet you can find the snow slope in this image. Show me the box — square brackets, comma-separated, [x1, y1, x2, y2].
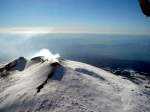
[0, 57, 149, 112]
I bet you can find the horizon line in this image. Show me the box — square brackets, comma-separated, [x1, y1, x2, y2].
[0, 27, 149, 36]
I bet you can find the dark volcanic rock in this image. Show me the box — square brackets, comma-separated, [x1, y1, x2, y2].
[0, 57, 27, 77]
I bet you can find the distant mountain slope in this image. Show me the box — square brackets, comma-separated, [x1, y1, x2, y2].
[0, 56, 149, 112]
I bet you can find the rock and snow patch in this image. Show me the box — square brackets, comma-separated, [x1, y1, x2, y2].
[32, 48, 60, 63]
[0, 56, 149, 112]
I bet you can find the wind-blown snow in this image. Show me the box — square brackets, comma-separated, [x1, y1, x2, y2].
[0, 57, 149, 112]
[32, 48, 60, 62]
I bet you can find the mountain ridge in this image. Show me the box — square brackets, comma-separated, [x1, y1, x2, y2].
[0, 56, 149, 112]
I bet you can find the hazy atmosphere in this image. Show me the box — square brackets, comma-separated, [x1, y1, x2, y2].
[0, 0, 150, 112]
[0, 0, 150, 35]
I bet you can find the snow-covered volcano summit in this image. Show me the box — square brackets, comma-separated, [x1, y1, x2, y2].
[0, 56, 149, 112]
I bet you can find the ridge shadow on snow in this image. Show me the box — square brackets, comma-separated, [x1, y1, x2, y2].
[0, 56, 66, 94]
[36, 62, 65, 93]
[0, 56, 150, 112]
[75, 68, 106, 81]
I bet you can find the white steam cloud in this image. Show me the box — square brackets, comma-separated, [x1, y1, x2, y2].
[32, 48, 60, 62]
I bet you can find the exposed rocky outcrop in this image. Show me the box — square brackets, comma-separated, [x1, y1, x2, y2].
[0, 57, 27, 77]
[0, 56, 149, 112]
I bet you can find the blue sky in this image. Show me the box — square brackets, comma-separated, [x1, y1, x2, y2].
[0, 0, 150, 35]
